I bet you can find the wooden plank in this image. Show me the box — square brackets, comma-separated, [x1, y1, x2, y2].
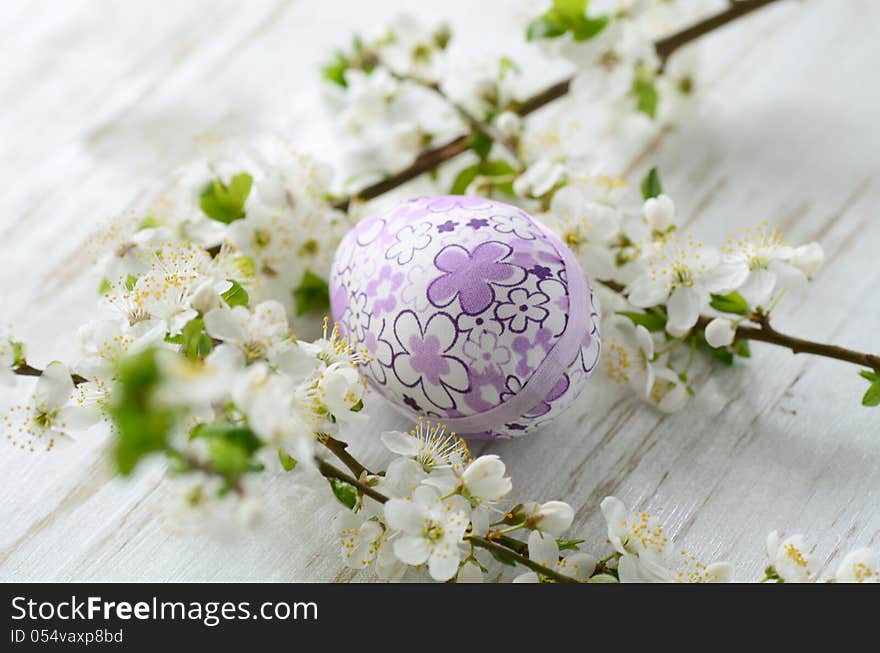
[1, 0, 878, 582]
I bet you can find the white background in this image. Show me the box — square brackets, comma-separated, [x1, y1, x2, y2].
[1, 0, 878, 581]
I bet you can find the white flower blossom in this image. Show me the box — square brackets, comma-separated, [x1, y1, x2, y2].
[384, 486, 470, 581]
[521, 500, 575, 536]
[834, 547, 879, 583]
[627, 233, 744, 336]
[766, 531, 815, 582]
[704, 317, 736, 348]
[513, 531, 596, 583]
[601, 496, 672, 582]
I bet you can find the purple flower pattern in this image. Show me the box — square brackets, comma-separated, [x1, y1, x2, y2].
[427, 241, 525, 315]
[329, 195, 601, 438]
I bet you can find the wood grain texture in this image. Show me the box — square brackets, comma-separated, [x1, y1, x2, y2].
[1, 0, 878, 582]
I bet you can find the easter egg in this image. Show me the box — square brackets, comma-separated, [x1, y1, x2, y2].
[329, 195, 600, 439]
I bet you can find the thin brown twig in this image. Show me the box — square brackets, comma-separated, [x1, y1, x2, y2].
[318, 433, 370, 478]
[315, 457, 583, 582]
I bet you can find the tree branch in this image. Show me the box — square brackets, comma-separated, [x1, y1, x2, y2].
[466, 535, 580, 583]
[13, 364, 88, 386]
[655, 0, 784, 69]
[333, 0, 785, 210]
[735, 322, 880, 370]
[318, 434, 370, 478]
[315, 457, 583, 582]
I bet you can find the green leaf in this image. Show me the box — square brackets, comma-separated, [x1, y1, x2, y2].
[525, 16, 568, 41]
[450, 164, 480, 194]
[110, 348, 175, 475]
[293, 270, 330, 316]
[556, 538, 585, 552]
[487, 546, 517, 567]
[640, 167, 662, 200]
[190, 422, 262, 454]
[633, 80, 658, 118]
[10, 340, 26, 367]
[862, 379, 880, 407]
[221, 279, 249, 308]
[710, 291, 749, 315]
[350, 399, 364, 413]
[180, 318, 213, 361]
[711, 347, 735, 366]
[618, 310, 667, 332]
[858, 369, 879, 382]
[278, 449, 298, 471]
[632, 64, 658, 119]
[329, 478, 358, 509]
[587, 573, 619, 583]
[199, 173, 253, 224]
[137, 215, 159, 231]
[124, 274, 138, 291]
[322, 51, 350, 87]
[570, 15, 609, 42]
[98, 277, 112, 295]
[552, 0, 587, 16]
[471, 132, 494, 159]
[189, 422, 263, 481]
[733, 339, 751, 359]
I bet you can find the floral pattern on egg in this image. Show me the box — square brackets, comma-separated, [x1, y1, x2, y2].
[330, 195, 600, 439]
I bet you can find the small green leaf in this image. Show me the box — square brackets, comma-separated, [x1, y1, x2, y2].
[199, 173, 253, 224]
[190, 422, 262, 454]
[640, 167, 662, 200]
[733, 339, 751, 359]
[350, 399, 364, 413]
[10, 340, 26, 367]
[221, 280, 249, 308]
[98, 277, 112, 295]
[571, 15, 609, 42]
[862, 380, 880, 407]
[552, 0, 587, 16]
[618, 310, 667, 332]
[322, 51, 350, 87]
[710, 291, 749, 315]
[329, 478, 358, 509]
[293, 270, 330, 316]
[278, 449, 298, 471]
[711, 347, 735, 366]
[556, 538, 585, 552]
[124, 274, 138, 291]
[180, 318, 213, 361]
[525, 16, 568, 41]
[487, 547, 517, 567]
[632, 64, 658, 119]
[450, 164, 480, 194]
[634, 80, 658, 118]
[471, 132, 494, 159]
[137, 215, 159, 231]
[110, 348, 175, 475]
[858, 369, 879, 382]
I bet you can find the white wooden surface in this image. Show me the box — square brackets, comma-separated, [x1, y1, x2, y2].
[2, 0, 879, 582]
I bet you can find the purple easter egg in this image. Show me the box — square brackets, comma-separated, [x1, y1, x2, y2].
[330, 195, 600, 439]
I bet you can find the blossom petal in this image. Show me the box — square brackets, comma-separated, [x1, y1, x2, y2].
[35, 361, 74, 410]
[428, 549, 461, 582]
[528, 530, 559, 568]
[380, 430, 421, 457]
[666, 285, 704, 336]
[393, 535, 431, 566]
[384, 498, 425, 534]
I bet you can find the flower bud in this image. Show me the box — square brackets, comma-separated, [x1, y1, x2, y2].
[524, 500, 575, 536]
[790, 242, 824, 279]
[705, 317, 735, 348]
